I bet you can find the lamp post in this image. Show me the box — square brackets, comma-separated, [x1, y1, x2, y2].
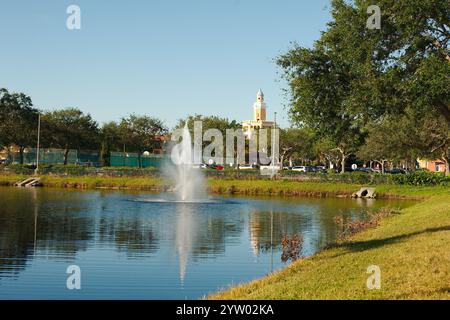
[35, 113, 41, 175]
[272, 112, 277, 171]
[270, 209, 274, 273]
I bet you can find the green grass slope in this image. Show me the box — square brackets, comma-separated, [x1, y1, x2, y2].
[211, 195, 450, 300]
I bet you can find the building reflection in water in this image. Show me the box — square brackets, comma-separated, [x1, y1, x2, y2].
[249, 210, 308, 258]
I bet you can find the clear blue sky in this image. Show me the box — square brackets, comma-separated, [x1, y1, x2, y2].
[0, 0, 331, 129]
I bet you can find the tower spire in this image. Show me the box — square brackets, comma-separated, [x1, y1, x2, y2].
[242, 89, 274, 136]
[257, 89, 264, 102]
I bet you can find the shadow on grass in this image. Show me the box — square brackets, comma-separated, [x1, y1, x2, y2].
[328, 225, 450, 258]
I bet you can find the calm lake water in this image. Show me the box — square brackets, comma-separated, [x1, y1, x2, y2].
[0, 187, 414, 299]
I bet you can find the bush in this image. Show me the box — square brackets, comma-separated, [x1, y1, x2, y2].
[391, 171, 450, 186]
[204, 169, 263, 180]
[280, 171, 390, 184]
[0, 164, 160, 176]
[334, 208, 399, 241]
[282, 171, 449, 186]
[1, 164, 35, 174]
[322, 172, 390, 184]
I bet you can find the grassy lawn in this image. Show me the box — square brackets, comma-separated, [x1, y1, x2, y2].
[0, 173, 448, 199]
[0, 174, 28, 185]
[0, 173, 164, 190]
[38, 175, 164, 190]
[210, 194, 450, 300]
[207, 178, 448, 199]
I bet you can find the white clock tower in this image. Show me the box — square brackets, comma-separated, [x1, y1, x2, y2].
[242, 89, 275, 134]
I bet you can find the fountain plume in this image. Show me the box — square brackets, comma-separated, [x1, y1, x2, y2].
[167, 122, 207, 202]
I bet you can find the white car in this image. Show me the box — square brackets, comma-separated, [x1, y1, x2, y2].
[239, 165, 255, 170]
[192, 164, 208, 169]
[260, 165, 280, 176]
[292, 166, 307, 172]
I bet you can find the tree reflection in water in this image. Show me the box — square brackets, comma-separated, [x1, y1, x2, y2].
[0, 187, 413, 297]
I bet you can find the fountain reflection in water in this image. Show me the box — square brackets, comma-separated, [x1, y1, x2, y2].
[165, 123, 208, 282]
[175, 204, 195, 284]
[167, 122, 207, 202]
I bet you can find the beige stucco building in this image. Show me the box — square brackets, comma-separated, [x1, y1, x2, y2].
[242, 90, 274, 135]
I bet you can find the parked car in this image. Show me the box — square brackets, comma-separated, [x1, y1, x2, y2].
[260, 165, 280, 174]
[238, 164, 255, 170]
[292, 166, 308, 172]
[353, 168, 373, 173]
[207, 164, 224, 170]
[386, 168, 406, 174]
[192, 164, 208, 169]
[311, 166, 326, 173]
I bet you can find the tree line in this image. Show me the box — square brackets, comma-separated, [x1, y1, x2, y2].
[0, 88, 167, 167]
[1, 84, 448, 174]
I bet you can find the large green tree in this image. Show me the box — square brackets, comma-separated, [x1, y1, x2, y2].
[415, 112, 450, 175]
[174, 114, 240, 164]
[279, 128, 316, 167]
[175, 114, 240, 136]
[315, 0, 450, 122]
[99, 121, 123, 166]
[277, 0, 449, 172]
[42, 108, 100, 165]
[358, 115, 419, 173]
[313, 137, 342, 170]
[119, 114, 168, 167]
[358, 109, 450, 174]
[277, 28, 366, 172]
[0, 88, 39, 164]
